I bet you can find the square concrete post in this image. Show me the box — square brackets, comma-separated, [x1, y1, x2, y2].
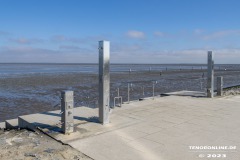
[99, 40, 110, 124]
[207, 51, 214, 98]
[217, 76, 223, 96]
[61, 90, 74, 134]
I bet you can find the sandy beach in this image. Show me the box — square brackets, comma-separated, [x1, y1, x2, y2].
[0, 129, 92, 160]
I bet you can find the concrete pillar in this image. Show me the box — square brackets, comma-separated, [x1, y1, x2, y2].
[207, 51, 214, 98]
[217, 76, 223, 96]
[61, 90, 74, 134]
[98, 40, 110, 124]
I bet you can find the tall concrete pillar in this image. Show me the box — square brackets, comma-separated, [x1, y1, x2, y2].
[217, 76, 223, 96]
[61, 90, 74, 134]
[207, 51, 214, 98]
[98, 40, 110, 124]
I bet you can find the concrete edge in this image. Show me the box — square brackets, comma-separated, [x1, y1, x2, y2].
[18, 116, 36, 131]
[5, 118, 18, 129]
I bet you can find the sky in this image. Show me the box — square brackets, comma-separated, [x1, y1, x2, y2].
[0, 0, 240, 64]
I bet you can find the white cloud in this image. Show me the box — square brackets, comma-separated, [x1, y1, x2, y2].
[0, 46, 97, 63]
[126, 30, 145, 39]
[154, 31, 165, 37]
[0, 31, 10, 36]
[193, 29, 204, 35]
[51, 35, 67, 42]
[203, 30, 240, 40]
[9, 38, 44, 44]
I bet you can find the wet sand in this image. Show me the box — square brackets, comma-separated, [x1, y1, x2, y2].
[0, 69, 240, 122]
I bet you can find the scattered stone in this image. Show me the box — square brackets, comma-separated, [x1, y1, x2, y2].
[12, 137, 23, 143]
[44, 148, 55, 153]
[24, 153, 37, 157]
[5, 138, 12, 145]
[33, 140, 40, 146]
[74, 155, 84, 160]
[4, 132, 9, 135]
[0, 137, 7, 145]
[28, 132, 37, 137]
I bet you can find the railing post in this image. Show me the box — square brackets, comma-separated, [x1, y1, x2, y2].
[207, 51, 214, 98]
[61, 90, 74, 134]
[98, 40, 110, 124]
[142, 86, 145, 96]
[152, 81, 158, 99]
[217, 76, 223, 96]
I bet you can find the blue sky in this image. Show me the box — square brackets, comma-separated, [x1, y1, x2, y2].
[0, 0, 240, 63]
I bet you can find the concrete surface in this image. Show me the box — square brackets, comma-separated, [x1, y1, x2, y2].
[5, 118, 18, 129]
[17, 91, 240, 160]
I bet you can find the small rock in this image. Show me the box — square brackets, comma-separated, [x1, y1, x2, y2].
[44, 148, 55, 153]
[0, 137, 7, 145]
[4, 132, 9, 135]
[74, 155, 82, 160]
[24, 153, 37, 157]
[12, 137, 23, 143]
[28, 132, 37, 137]
[5, 138, 12, 145]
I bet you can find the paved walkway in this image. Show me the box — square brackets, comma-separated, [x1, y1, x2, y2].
[16, 92, 240, 160]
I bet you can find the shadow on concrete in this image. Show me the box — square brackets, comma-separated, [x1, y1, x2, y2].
[39, 112, 99, 123]
[161, 91, 206, 98]
[33, 122, 62, 133]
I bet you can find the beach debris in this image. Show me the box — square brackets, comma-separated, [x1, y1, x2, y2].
[4, 131, 9, 135]
[12, 137, 23, 143]
[28, 132, 37, 137]
[33, 139, 40, 146]
[24, 153, 37, 157]
[0, 137, 7, 145]
[44, 148, 55, 153]
[5, 138, 13, 145]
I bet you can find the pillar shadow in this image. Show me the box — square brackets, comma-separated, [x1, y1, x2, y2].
[39, 112, 100, 123]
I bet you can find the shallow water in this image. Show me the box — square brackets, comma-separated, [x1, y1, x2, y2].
[0, 63, 240, 122]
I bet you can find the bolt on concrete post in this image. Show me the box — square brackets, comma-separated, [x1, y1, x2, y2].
[217, 76, 223, 96]
[98, 40, 110, 125]
[207, 51, 214, 98]
[61, 90, 74, 134]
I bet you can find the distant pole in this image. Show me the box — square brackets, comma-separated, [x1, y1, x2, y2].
[98, 40, 110, 124]
[217, 76, 223, 96]
[207, 51, 214, 98]
[152, 81, 157, 99]
[127, 83, 130, 103]
[142, 86, 145, 96]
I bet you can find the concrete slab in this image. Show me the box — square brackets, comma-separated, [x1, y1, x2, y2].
[15, 91, 240, 160]
[5, 118, 18, 129]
